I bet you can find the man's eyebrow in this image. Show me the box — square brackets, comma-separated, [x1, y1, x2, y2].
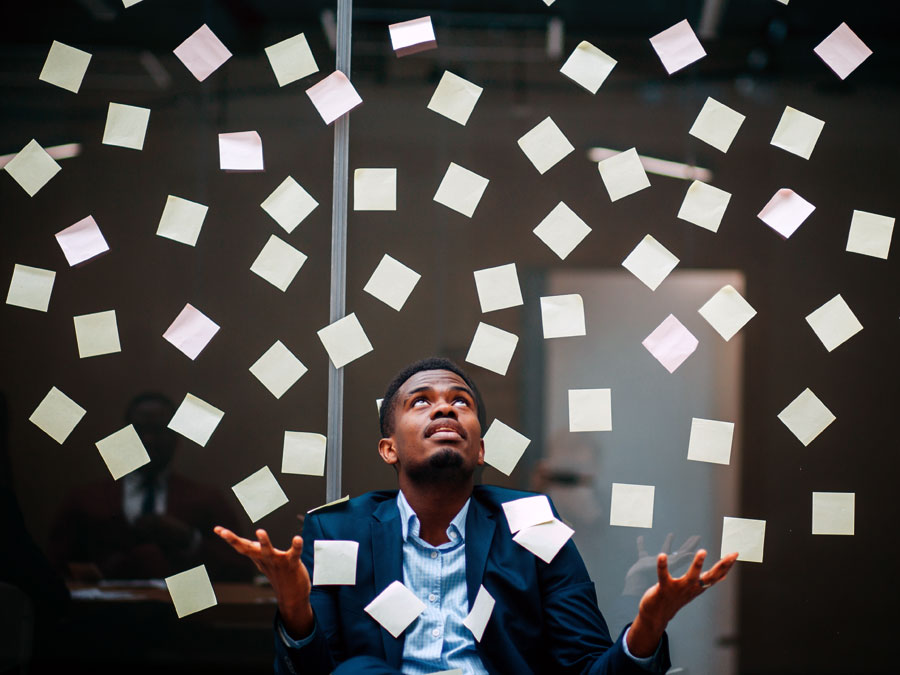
[403, 384, 474, 400]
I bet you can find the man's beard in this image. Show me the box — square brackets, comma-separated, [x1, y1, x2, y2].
[406, 447, 472, 486]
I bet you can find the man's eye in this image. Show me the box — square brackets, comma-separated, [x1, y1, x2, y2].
[453, 398, 469, 406]
[412, 397, 429, 406]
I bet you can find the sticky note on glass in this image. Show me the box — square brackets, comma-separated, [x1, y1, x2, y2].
[39, 41, 91, 93]
[502, 495, 554, 533]
[157, 195, 208, 247]
[483, 419, 530, 476]
[232, 466, 289, 523]
[163, 303, 220, 360]
[846, 210, 894, 260]
[649, 19, 706, 74]
[643, 314, 699, 373]
[434, 162, 489, 218]
[814, 23, 871, 80]
[427, 71, 482, 126]
[678, 181, 731, 233]
[4, 139, 61, 197]
[6, 264, 55, 312]
[250, 235, 307, 292]
[74, 310, 121, 358]
[261, 176, 318, 234]
[513, 518, 574, 564]
[218, 131, 263, 171]
[123, 1, 144, 8]
[250, 340, 308, 399]
[102, 103, 150, 150]
[462, 585, 495, 641]
[474, 263, 522, 313]
[365, 581, 425, 638]
[282, 431, 326, 476]
[363, 254, 421, 311]
[812, 492, 854, 535]
[306, 71, 362, 124]
[559, 41, 616, 94]
[698, 285, 756, 341]
[95, 424, 150, 480]
[533, 202, 591, 260]
[758, 189, 815, 238]
[687, 417, 734, 465]
[167, 393, 224, 447]
[568, 388, 611, 432]
[265, 33, 318, 86]
[805, 294, 862, 352]
[770, 107, 824, 160]
[597, 148, 650, 202]
[777, 388, 835, 446]
[721, 517, 765, 563]
[313, 540, 358, 585]
[388, 16, 436, 56]
[55, 215, 109, 266]
[165, 565, 217, 618]
[517, 117, 574, 175]
[541, 294, 585, 339]
[465, 322, 517, 376]
[610, 483, 655, 528]
[354, 168, 396, 211]
[317, 313, 373, 368]
[622, 235, 679, 291]
[688, 97, 745, 153]
[173, 24, 232, 82]
[29, 387, 86, 444]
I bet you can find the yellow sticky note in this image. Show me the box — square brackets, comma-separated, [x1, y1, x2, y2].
[846, 210, 894, 260]
[29, 387, 86, 444]
[167, 393, 224, 447]
[687, 418, 734, 465]
[427, 71, 482, 126]
[540, 294, 585, 339]
[559, 41, 616, 94]
[4, 139, 61, 197]
[434, 162, 489, 218]
[317, 313, 373, 368]
[157, 195, 208, 247]
[265, 33, 318, 87]
[39, 41, 91, 93]
[698, 285, 756, 341]
[483, 419, 530, 476]
[363, 254, 421, 311]
[473, 263, 522, 313]
[282, 431, 327, 476]
[533, 202, 591, 260]
[812, 492, 854, 535]
[250, 235, 308, 292]
[597, 148, 650, 202]
[353, 168, 396, 211]
[805, 294, 862, 352]
[6, 264, 56, 312]
[678, 181, 731, 233]
[517, 117, 574, 175]
[102, 103, 150, 150]
[688, 98, 745, 153]
[770, 106, 825, 160]
[74, 310, 121, 358]
[777, 388, 835, 446]
[261, 176, 318, 234]
[568, 388, 611, 432]
[313, 540, 359, 585]
[249, 340, 308, 399]
[95, 424, 150, 480]
[231, 466, 289, 523]
[610, 483, 655, 528]
[721, 517, 765, 563]
[465, 322, 518, 376]
[622, 235, 679, 291]
[165, 565, 217, 618]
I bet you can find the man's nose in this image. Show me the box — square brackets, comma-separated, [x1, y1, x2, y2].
[431, 398, 457, 418]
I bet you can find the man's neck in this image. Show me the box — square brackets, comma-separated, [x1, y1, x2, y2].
[399, 478, 473, 546]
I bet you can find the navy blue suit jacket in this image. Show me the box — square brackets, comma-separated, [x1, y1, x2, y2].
[275, 485, 670, 674]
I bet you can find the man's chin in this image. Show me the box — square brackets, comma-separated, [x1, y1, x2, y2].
[407, 448, 471, 485]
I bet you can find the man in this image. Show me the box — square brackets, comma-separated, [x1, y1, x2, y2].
[216, 358, 737, 674]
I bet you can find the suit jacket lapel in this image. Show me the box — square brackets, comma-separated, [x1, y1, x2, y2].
[371, 497, 404, 668]
[465, 491, 497, 609]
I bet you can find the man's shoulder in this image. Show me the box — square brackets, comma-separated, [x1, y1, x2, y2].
[306, 490, 398, 524]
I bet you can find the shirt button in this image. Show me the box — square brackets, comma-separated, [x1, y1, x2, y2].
[449, 531, 458, 540]
[430, 551, 438, 559]
[428, 593, 437, 602]
[431, 628, 441, 638]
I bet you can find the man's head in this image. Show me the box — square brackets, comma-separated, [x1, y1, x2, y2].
[125, 392, 178, 475]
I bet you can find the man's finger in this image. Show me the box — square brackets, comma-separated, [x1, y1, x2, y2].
[705, 553, 739, 582]
[214, 526, 261, 556]
[288, 535, 304, 562]
[257, 529, 276, 554]
[685, 549, 707, 580]
[656, 553, 670, 585]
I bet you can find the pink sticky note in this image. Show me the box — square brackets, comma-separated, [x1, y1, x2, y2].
[758, 189, 816, 239]
[306, 71, 363, 125]
[388, 17, 437, 57]
[173, 24, 232, 82]
[163, 303, 220, 360]
[55, 215, 109, 266]
[814, 23, 872, 80]
[649, 19, 706, 74]
[218, 131, 264, 172]
[642, 314, 698, 373]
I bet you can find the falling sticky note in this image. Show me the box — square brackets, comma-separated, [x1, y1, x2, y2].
[102, 103, 150, 150]
[218, 131, 264, 171]
[354, 168, 396, 211]
[610, 483, 655, 528]
[649, 19, 706, 74]
[814, 23, 871, 80]
[388, 16, 436, 56]
[434, 162, 489, 218]
[698, 285, 757, 341]
[427, 71, 482, 126]
[156, 195, 208, 247]
[758, 189, 815, 238]
[73, 310, 121, 358]
[533, 202, 591, 260]
[363, 254, 420, 311]
[483, 419, 530, 476]
[642, 314, 699, 373]
[55, 215, 109, 266]
[597, 148, 650, 202]
[39, 41, 91, 93]
[250, 340, 308, 399]
[805, 294, 862, 352]
[721, 517, 765, 563]
[313, 540, 359, 585]
[306, 71, 363, 124]
[678, 181, 731, 233]
[308, 495, 350, 514]
[770, 106, 825, 160]
[568, 388, 612, 432]
[559, 41, 616, 94]
[282, 431, 327, 476]
[517, 117, 574, 175]
[317, 313, 373, 368]
[165, 565, 217, 618]
[778, 388, 835, 446]
[474, 263, 522, 313]
[462, 585, 495, 641]
[261, 176, 318, 234]
[688, 97, 745, 153]
[502, 495, 554, 534]
[6, 264, 55, 312]
[465, 322, 517, 376]
[846, 210, 894, 260]
[540, 294, 585, 339]
[122, 1, 143, 8]
[167, 393, 224, 447]
[163, 303, 220, 360]
[812, 492, 855, 535]
[622, 235, 679, 291]
[29, 387, 86, 444]
[687, 418, 734, 465]
[95, 424, 150, 480]
[513, 519, 574, 564]
[4, 139, 61, 197]
[265, 33, 318, 87]
[365, 581, 426, 638]
[232, 466, 289, 523]
[250, 235, 308, 292]
[173, 24, 232, 82]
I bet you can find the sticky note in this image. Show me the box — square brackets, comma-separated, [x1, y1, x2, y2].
[4, 139, 61, 197]
[313, 541, 359, 585]
[282, 431, 327, 476]
[317, 313, 373, 368]
[610, 483, 655, 528]
[597, 148, 650, 202]
[55, 215, 109, 266]
[465, 322, 517, 376]
[261, 176, 318, 234]
[102, 103, 150, 150]
[388, 16, 436, 56]
[642, 314, 699, 373]
[533, 202, 591, 260]
[306, 71, 362, 124]
[687, 418, 734, 465]
[249, 340, 308, 399]
[812, 492, 855, 535]
[39, 41, 91, 93]
[474, 263, 522, 313]
[353, 168, 396, 211]
[622, 235, 679, 291]
[265, 33, 318, 87]
[805, 294, 862, 352]
[502, 495, 554, 533]
[846, 210, 894, 259]
[156, 195, 208, 247]
[540, 294, 585, 339]
[363, 254, 420, 311]
[434, 162, 489, 218]
[173, 24, 232, 82]
[427, 71, 482, 126]
[677, 181, 731, 233]
[74, 310, 121, 358]
[777, 388, 835, 446]
[698, 285, 757, 341]
[517, 117, 574, 175]
[462, 585, 495, 641]
[513, 518, 574, 564]
[6, 264, 55, 312]
[770, 106, 824, 160]
[218, 131, 264, 171]
[165, 565, 217, 618]
[688, 97, 745, 153]
[250, 235, 308, 292]
[568, 388, 612, 432]
[721, 517, 765, 563]
[483, 419, 530, 476]
[163, 303, 220, 360]
[167, 393, 224, 447]
[29, 387, 86, 444]
[649, 19, 706, 74]
[232, 466, 289, 523]
[758, 189, 815, 238]
[308, 495, 350, 514]
[122, 1, 143, 7]
[559, 41, 616, 94]
[814, 23, 871, 80]
[95, 424, 150, 480]
[365, 581, 425, 638]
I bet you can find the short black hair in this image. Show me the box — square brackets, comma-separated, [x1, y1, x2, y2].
[379, 357, 486, 438]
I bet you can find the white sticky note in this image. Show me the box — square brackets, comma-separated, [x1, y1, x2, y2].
[364, 581, 426, 638]
[250, 340, 308, 399]
[363, 254, 420, 311]
[597, 148, 650, 202]
[265, 33, 318, 87]
[6, 264, 55, 312]
[513, 518, 574, 564]
[250, 235, 308, 292]
[778, 388, 835, 446]
[643, 314, 699, 374]
[688, 97, 745, 153]
[354, 169, 396, 211]
[173, 24, 232, 82]
[313, 541, 359, 585]
[770, 107, 824, 160]
[4, 139, 61, 197]
[462, 585, 495, 641]
[814, 23, 871, 80]
[721, 517, 765, 563]
[698, 284, 757, 341]
[465, 322, 517, 376]
[517, 117, 574, 175]
[846, 210, 894, 259]
[218, 131, 264, 171]
[39, 41, 91, 93]
[610, 483, 655, 528]
[540, 294, 585, 339]
[282, 431, 327, 476]
[559, 41, 616, 94]
[687, 418, 734, 465]
[74, 310, 121, 358]
[434, 163, 489, 218]
[677, 181, 731, 233]
[156, 195, 208, 247]
[805, 294, 862, 352]
[483, 419, 530, 476]
[388, 16, 436, 56]
[649, 19, 706, 74]
[122, 1, 143, 7]
[568, 388, 612, 432]
[533, 202, 591, 260]
[29, 387, 86, 444]
[167, 393, 224, 447]
[306, 71, 363, 125]
[502, 495, 554, 534]
[55, 215, 109, 266]
[622, 235, 679, 291]
[165, 565, 217, 618]
[102, 103, 150, 150]
[474, 263, 522, 313]
[95, 424, 150, 480]
[812, 492, 855, 535]
[427, 71, 482, 126]
[758, 189, 815, 238]
[232, 466, 289, 523]
[261, 176, 318, 234]
[308, 495, 350, 514]
[163, 303, 220, 360]
[317, 313, 373, 368]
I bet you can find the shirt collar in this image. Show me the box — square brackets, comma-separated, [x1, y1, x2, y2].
[396, 489, 470, 543]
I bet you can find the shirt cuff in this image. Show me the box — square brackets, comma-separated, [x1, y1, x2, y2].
[277, 615, 317, 649]
[621, 625, 660, 666]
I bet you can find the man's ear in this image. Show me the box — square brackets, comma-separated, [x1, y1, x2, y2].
[378, 437, 398, 466]
[477, 438, 485, 466]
